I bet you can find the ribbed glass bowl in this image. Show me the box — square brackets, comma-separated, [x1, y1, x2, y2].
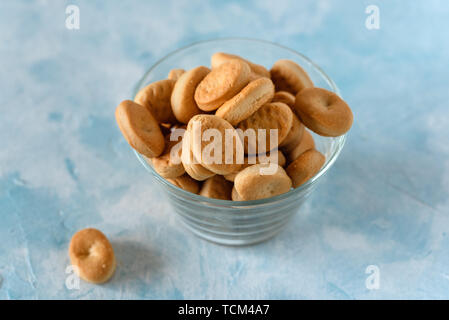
[133, 38, 346, 246]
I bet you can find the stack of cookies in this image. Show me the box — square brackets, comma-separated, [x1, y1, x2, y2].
[115, 52, 353, 201]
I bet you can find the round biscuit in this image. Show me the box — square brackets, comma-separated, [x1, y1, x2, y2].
[237, 102, 293, 154]
[194, 59, 251, 111]
[270, 59, 313, 95]
[234, 163, 292, 201]
[134, 79, 176, 124]
[171, 66, 210, 124]
[215, 77, 275, 126]
[286, 149, 325, 188]
[115, 100, 165, 158]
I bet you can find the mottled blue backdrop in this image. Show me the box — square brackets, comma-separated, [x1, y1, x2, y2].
[1, 0, 449, 299]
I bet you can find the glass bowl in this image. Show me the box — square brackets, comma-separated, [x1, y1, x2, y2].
[133, 38, 346, 246]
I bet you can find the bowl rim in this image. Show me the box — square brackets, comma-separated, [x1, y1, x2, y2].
[133, 37, 347, 208]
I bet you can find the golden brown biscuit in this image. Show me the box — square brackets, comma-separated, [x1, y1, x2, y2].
[211, 52, 270, 78]
[183, 162, 215, 181]
[286, 149, 325, 188]
[188, 114, 243, 175]
[234, 164, 292, 200]
[223, 150, 286, 182]
[274, 150, 287, 167]
[115, 100, 165, 158]
[237, 102, 293, 154]
[194, 59, 251, 111]
[270, 59, 313, 95]
[168, 68, 185, 81]
[279, 114, 305, 152]
[134, 79, 177, 124]
[294, 87, 353, 137]
[167, 174, 200, 194]
[272, 91, 295, 109]
[231, 186, 243, 201]
[171, 66, 210, 124]
[287, 130, 315, 162]
[215, 77, 275, 126]
[199, 175, 233, 200]
[181, 129, 216, 181]
[69, 228, 116, 284]
[247, 72, 264, 82]
[147, 134, 185, 179]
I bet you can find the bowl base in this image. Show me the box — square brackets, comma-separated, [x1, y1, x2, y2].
[178, 216, 291, 246]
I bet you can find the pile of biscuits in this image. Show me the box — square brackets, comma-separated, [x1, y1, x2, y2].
[116, 52, 353, 201]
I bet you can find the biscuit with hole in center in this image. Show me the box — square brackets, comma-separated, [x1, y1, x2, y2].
[270, 59, 313, 95]
[294, 87, 353, 137]
[69, 228, 116, 284]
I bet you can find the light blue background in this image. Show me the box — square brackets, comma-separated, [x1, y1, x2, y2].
[1, 0, 448, 299]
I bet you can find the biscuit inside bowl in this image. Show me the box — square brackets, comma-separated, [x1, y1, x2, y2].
[132, 38, 346, 245]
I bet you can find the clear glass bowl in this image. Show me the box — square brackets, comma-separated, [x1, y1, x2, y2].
[133, 38, 346, 246]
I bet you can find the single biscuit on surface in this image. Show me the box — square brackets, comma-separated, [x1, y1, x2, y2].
[115, 100, 165, 158]
[270, 59, 313, 95]
[287, 130, 315, 162]
[199, 175, 233, 200]
[69, 228, 116, 284]
[237, 102, 293, 154]
[234, 163, 292, 200]
[279, 114, 305, 153]
[286, 149, 325, 188]
[148, 134, 185, 179]
[181, 129, 216, 181]
[134, 79, 177, 124]
[215, 77, 275, 126]
[167, 174, 200, 194]
[171, 66, 210, 124]
[294, 87, 353, 137]
[194, 59, 251, 111]
[272, 91, 295, 109]
[168, 68, 185, 81]
[211, 52, 270, 78]
[187, 114, 243, 175]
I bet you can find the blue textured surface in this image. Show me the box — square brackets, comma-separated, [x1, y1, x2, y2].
[1, 0, 449, 299]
